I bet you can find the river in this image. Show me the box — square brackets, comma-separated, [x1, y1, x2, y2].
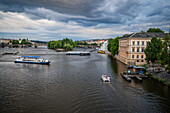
[0, 47, 169, 113]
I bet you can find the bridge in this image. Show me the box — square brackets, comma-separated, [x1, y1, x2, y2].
[34, 43, 48, 46]
[4, 43, 48, 48]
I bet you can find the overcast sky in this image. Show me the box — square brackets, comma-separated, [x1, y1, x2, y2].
[0, 0, 170, 41]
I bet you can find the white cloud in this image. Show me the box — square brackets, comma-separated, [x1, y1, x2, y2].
[0, 10, 123, 40]
[0, 0, 170, 41]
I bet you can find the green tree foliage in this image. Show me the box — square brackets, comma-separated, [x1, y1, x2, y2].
[147, 28, 164, 33]
[48, 38, 76, 50]
[108, 36, 121, 56]
[1, 42, 5, 48]
[91, 43, 97, 46]
[21, 39, 32, 45]
[144, 36, 162, 63]
[107, 39, 113, 52]
[160, 34, 170, 66]
[75, 41, 88, 45]
[12, 40, 19, 44]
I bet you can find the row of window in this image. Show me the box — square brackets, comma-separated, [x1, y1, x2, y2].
[132, 41, 149, 45]
[132, 47, 145, 52]
[137, 60, 144, 62]
[132, 55, 144, 59]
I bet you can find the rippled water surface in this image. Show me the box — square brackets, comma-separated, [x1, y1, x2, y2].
[0, 47, 170, 113]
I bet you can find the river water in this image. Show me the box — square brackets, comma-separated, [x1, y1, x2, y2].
[0, 47, 169, 113]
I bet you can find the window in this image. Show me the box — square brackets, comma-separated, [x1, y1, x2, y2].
[141, 60, 144, 62]
[132, 55, 134, 58]
[133, 41, 135, 45]
[137, 48, 140, 52]
[132, 48, 135, 52]
[142, 41, 144, 45]
[147, 41, 149, 45]
[137, 55, 139, 58]
[137, 41, 140, 45]
[137, 60, 139, 62]
[141, 55, 143, 58]
[141, 48, 144, 52]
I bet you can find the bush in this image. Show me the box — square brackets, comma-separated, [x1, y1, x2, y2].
[168, 83, 170, 87]
[159, 79, 166, 84]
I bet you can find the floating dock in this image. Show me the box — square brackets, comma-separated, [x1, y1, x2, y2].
[2, 51, 19, 55]
[121, 72, 148, 82]
[121, 72, 131, 82]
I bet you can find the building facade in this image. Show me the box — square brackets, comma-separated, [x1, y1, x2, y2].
[100, 40, 108, 51]
[116, 33, 170, 65]
[0, 39, 10, 44]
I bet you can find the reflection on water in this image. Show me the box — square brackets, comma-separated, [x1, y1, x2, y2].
[0, 47, 169, 113]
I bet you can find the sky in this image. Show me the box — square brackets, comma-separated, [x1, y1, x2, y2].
[0, 0, 170, 41]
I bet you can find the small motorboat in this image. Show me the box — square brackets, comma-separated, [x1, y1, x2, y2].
[101, 74, 110, 82]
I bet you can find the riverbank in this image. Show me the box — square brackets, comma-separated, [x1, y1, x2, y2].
[108, 51, 170, 86]
[56, 48, 71, 52]
[147, 70, 170, 86]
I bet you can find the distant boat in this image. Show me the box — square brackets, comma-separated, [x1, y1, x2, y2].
[101, 74, 110, 82]
[98, 50, 105, 54]
[14, 56, 50, 64]
[66, 51, 90, 55]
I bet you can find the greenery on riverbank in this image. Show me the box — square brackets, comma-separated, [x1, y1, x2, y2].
[107, 36, 121, 56]
[10, 39, 32, 45]
[48, 38, 76, 50]
[144, 34, 170, 71]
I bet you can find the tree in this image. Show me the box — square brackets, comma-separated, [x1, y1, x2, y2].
[1, 42, 5, 48]
[147, 28, 164, 33]
[12, 40, 19, 44]
[48, 38, 76, 50]
[107, 36, 121, 56]
[160, 34, 170, 65]
[144, 36, 162, 63]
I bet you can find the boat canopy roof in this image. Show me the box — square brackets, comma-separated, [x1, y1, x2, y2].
[21, 56, 40, 58]
[134, 67, 145, 69]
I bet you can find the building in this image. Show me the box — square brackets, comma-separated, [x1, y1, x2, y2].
[100, 40, 108, 51]
[116, 33, 170, 65]
[0, 39, 10, 44]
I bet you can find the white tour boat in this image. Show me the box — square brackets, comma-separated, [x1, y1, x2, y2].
[14, 56, 50, 64]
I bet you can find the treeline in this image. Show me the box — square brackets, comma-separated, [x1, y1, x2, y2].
[10, 39, 32, 45]
[107, 36, 121, 56]
[48, 38, 76, 50]
[144, 34, 170, 70]
[147, 28, 165, 33]
[75, 41, 97, 46]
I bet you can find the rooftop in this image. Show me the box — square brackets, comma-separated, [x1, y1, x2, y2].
[121, 33, 170, 39]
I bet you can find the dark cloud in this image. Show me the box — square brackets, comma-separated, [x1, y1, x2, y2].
[0, 0, 170, 40]
[0, 0, 104, 16]
[1, 0, 169, 26]
[148, 5, 170, 17]
[114, 0, 141, 17]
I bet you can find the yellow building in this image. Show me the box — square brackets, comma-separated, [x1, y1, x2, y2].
[116, 33, 170, 65]
[0, 39, 10, 44]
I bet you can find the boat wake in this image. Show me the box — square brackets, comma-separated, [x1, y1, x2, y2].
[109, 83, 116, 91]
